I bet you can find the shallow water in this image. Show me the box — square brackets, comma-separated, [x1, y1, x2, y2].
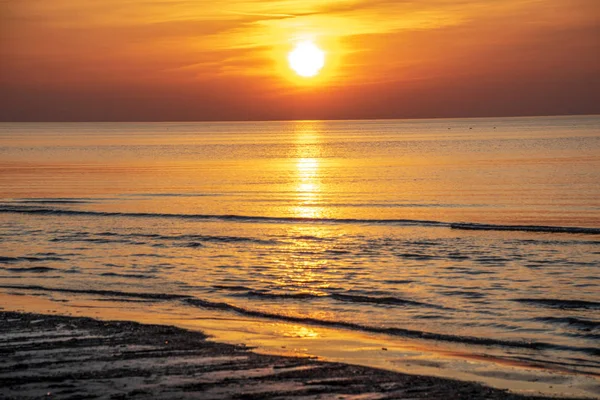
[1, 116, 599, 396]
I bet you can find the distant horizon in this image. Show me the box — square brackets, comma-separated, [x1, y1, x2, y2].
[1, 112, 598, 124]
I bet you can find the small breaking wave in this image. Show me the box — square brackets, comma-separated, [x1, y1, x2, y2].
[220, 288, 441, 309]
[48, 231, 278, 247]
[0, 205, 446, 227]
[1, 266, 58, 273]
[439, 290, 486, 299]
[123, 193, 222, 198]
[182, 298, 599, 356]
[0, 256, 67, 263]
[100, 272, 154, 279]
[233, 290, 321, 300]
[15, 199, 92, 204]
[330, 293, 440, 308]
[451, 223, 600, 235]
[60, 231, 277, 245]
[514, 298, 600, 310]
[212, 284, 255, 292]
[0, 284, 190, 301]
[533, 316, 600, 330]
[1, 283, 597, 356]
[2, 204, 598, 234]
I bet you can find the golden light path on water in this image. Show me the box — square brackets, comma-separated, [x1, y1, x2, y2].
[267, 122, 338, 309]
[295, 157, 320, 219]
[293, 122, 323, 220]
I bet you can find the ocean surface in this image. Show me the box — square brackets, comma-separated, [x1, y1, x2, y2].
[1, 116, 599, 394]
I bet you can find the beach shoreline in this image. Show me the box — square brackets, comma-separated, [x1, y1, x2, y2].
[1, 291, 598, 399]
[1, 310, 587, 400]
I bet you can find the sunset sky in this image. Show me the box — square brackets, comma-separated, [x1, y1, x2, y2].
[1, 0, 599, 121]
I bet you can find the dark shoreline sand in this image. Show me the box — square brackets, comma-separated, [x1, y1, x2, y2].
[0, 312, 583, 400]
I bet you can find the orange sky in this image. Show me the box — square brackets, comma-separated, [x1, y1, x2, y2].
[1, 0, 599, 121]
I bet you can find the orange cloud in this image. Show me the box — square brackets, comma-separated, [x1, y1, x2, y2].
[1, 0, 598, 120]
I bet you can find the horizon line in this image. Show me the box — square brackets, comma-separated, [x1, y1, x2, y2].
[0, 112, 598, 124]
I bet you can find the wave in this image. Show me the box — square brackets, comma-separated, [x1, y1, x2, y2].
[100, 272, 154, 279]
[50, 237, 138, 245]
[289, 235, 335, 242]
[0, 205, 445, 227]
[2, 204, 598, 234]
[123, 193, 222, 198]
[144, 233, 279, 245]
[514, 298, 600, 310]
[303, 202, 484, 209]
[0, 256, 67, 263]
[178, 242, 204, 248]
[234, 290, 321, 300]
[52, 231, 279, 246]
[2, 283, 598, 356]
[220, 288, 443, 309]
[451, 223, 600, 235]
[182, 298, 598, 356]
[439, 290, 486, 299]
[15, 199, 92, 204]
[534, 316, 600, 330]
[330, 293, 440, 308]
[1, 267, 58, 273]
[0, 284, 190, 301]
[96, 232, 278, 244]
[212, 284, 255, 292]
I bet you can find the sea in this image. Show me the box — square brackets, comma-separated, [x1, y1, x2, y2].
[1, 116, 599, 396]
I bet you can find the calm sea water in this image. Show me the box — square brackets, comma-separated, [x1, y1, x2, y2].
[1, 117, 599, 388]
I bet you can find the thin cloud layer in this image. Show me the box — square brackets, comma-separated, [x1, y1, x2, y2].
[1, 0, 598, 120]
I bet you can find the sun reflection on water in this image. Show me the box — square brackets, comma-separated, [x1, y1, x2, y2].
[293, 122, 324, 219]
[282, 325, 320, 339]
[262, 122, 347, 322]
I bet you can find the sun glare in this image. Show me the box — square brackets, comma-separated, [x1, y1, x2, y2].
[288, 41, 325, 78]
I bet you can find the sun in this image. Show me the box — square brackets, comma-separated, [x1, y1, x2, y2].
[288, 41, 326, 78]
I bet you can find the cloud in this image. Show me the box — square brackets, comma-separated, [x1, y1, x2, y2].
[1, 0, 598, 120]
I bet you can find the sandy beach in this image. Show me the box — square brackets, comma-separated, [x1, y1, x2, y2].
[1, 311, 586, 400]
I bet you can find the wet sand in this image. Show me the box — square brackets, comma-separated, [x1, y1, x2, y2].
[0, 311, 582, 400]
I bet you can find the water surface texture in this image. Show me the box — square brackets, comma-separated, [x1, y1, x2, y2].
[1, 117, 599, 392]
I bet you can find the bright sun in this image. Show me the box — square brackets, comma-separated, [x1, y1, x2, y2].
[288, 41, 325, 78]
